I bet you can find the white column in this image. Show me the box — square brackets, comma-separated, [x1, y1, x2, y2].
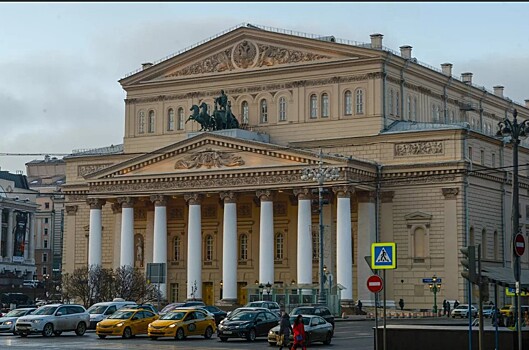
[221, 192, 237, 302]
[294, 189, 312, 289]
[6, 209, 14, 261]
[257, 190, 274, 285]
[0, 208, 3, 258]
[29, 212, 36, 262]
[119, 197, 135, 268]
[111, 203, 122, 269]
[87, 199, 105, 268]
[357, 191, 377, 303]
[185, 194, 202, 300]
[151, 195, 167, 298]
[335, 187, 353, 302]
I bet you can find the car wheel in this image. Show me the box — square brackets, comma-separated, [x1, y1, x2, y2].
[305, 334, 311, 346]
[19, 332, 28, 337]
[220, 336, 228, 342]
[176, 327, 185, 340]
[42, 323, 54, 337]
[54, 331, 62, 336]
[122, 327, 132, 339]
[246, 328, 256, 341]
[98, 334, 107, 339]
[150, 336, 158, 340]
[204, 326, 213, 339]
[75, 322, 86, 336]
[323, 331, 332, 345]
[269, 341, 276, 346]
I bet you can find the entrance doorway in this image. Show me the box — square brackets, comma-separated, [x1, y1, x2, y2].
[237, 282, 247, 306]
[202, 282, 213, 305]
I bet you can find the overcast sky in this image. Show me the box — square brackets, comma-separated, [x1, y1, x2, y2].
[1, 2, 529, 173]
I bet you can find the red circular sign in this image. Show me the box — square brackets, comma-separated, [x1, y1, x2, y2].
[515, 233, 525, 257]
[367, 275, 383, 293]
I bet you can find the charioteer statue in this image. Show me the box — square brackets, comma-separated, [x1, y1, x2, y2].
[186, 90, 240, 131]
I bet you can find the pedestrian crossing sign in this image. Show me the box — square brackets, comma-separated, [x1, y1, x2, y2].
[371, 242, 397, 269]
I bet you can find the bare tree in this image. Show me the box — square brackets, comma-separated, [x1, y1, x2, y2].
[114, 266, 155, 302]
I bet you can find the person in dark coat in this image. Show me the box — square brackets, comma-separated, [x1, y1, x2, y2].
[278, 312, 292, 350]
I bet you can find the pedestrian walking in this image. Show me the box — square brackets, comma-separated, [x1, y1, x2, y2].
[291, 314, 306, 350]
[357, 299, 363, 314]
[454, 300, 460, 309]
[446, 301, 451, 317]
[399, 298, 404, 311]
[278, 312, 293, 350]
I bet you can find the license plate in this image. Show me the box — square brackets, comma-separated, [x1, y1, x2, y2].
[223, 331, 232, 334]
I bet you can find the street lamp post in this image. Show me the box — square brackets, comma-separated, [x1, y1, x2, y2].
[265, 282, 272, 300]
[428, 275, 441, 315]
[301, 149, 340, 305]
[497, 108, 529, 350]
[258, 283, 264, 301]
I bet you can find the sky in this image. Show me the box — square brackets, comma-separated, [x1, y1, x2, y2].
[1, 2, 529, 174]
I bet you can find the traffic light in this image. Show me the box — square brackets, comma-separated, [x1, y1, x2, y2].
[460, 245, 477, 284]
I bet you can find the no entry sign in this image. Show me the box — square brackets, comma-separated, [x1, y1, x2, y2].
[367, 275, 383, 293]
[515, 233, 526, 257]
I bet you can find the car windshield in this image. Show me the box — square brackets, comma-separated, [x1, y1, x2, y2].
[108, 310, 134, 319]
[5, 309, 30, 317]
[33, 306, 57, 315]
[289, 316, 310, 325]
[160, 311, 186, 320]
[87, 305, 107, 314]
[245, 302, 264, 307]
[160, 304, 181, 314]
[230, 312, 256, 321]
[292, 308, 315, 315]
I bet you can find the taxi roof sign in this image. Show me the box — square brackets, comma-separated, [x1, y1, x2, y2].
[371, 242, 397, 270]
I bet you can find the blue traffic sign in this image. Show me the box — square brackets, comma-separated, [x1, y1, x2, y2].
[422, 278, 442, 283]
[371, 242, 396, 269]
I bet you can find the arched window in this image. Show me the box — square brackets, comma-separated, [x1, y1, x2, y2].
[355, 89, 364, 115]
[413, 97, 418, 121]
[278, 97, 287, 121]
[395, 91, 400, 116]
[310, 94, 318, 119]
[167, 108, 175, 131]
[321, 93, 329, 118]
[482, 229, 487, 260]
[388, 90, 394, 115]
[413, 227, 425, 258]
[173, 236, 180, 261]
[148, 110, 155, 133]
[205, 235, 213, 261]
[178, 108, 184, 130]
[138, 111, 145, 134]
[312, 230, 319, 260]
[407, 95, 412, 120]
[239, 234, 248, 261]
[450, 110, 455, 123]
[260, 99, 268, 123]
[493, 231, 499, 260]
[275, 232, 284, 259]
[344, 90, 353, 115]
[241, 101, 249, 124]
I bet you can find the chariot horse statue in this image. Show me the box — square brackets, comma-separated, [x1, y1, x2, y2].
[187, 103, 216, 131]
[186, 91, 241, 131]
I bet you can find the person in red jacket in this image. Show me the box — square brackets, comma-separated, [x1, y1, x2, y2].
[291, 314, 306, 350]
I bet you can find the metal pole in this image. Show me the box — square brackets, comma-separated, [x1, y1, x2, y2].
[433, 284, 437, 315]
[512, 136, 522, 350]
[478, 244, 483, 350]
[318, 180, 325, 305]
[375, 290, 379, 350]
[494, 283, 499, 350]
[468, 279, 473, 350]
[383, 270, 386, 350]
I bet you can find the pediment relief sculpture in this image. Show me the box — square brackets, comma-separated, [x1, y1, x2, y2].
[175, 148, 245, 169]
[165, 40, 331, 77]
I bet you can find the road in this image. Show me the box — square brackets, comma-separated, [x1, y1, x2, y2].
[0, 317, 468, 349]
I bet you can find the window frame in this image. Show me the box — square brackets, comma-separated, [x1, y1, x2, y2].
[321, 93, 329, 118]
[148, 110, 155, 133]
[278, 96, 287, 122]
[310, 94, 318, 119]
[260, 99, 268, 123]
[355, 89, 364, 115]
[167, 108, 175, 131]
[344, 90, 353, 115]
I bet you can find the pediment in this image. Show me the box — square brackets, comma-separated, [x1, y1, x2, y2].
[404, 211, 433, 221]
[85, 133, 348, 181]
[123, 26, 378, 84]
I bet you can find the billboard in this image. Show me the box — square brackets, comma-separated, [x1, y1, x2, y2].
[12, 212, 28, 262]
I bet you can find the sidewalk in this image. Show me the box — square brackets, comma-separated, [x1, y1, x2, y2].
[336, 310, 446, 322]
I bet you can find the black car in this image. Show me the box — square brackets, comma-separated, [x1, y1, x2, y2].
[290, 305, 335, 330]
[199, 305, 227, 325]
[217, 309, 280, 342]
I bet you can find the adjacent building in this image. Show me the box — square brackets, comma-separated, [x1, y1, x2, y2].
[62, 24, 529, 310]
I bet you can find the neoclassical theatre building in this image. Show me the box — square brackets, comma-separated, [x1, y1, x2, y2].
[62, 24, 529, 309]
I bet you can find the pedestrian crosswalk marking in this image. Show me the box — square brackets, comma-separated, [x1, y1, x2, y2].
[375, 247, 391, 263]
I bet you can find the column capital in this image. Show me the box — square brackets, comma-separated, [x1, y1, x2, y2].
[117, 197, 135, 208]
[381, 191, 395, 203]
[220, 191, 237, 204]
[293, 188, 312, 201]
[256, 190, 272, 202]
[87, 198, 106, 210]
[184, 193, 203, 205]
[442, 187, 459, 199]
[111, 203, 122, 214]
[150, 194, 168, 206]
[356, 190, 376, 203]
[332, 186, 354, 198]
[66, 205, 78, 215]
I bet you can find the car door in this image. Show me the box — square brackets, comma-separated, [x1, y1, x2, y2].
[129, 311, 143, 334]
[55, 306, 69, 331]
[263, 311, 278, 336]
[194, 310, 208, 335]
[183, 311, 197, 335]
[141, 311, 156, 334]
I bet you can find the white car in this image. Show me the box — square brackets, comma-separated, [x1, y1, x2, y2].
[15, 304, 90, 337]
[451, 304, 478, 318]
[0, 308, 37, 335]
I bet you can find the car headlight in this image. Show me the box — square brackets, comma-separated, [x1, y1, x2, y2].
[116, 322, 124, 327]
[169, 323, 177, 328]
[5, 321, 13, 325]
[96, 322, 100, 327]
[269, 329, 274, 334]
[32, 319, 42, 324]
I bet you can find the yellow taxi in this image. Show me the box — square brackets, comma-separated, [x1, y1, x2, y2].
[148, 307, 216, 340]
[96, 308, 158, 339]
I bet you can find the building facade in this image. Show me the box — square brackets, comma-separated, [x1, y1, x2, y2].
[0, 170, 37, 287]
[62, 24, 529, 309]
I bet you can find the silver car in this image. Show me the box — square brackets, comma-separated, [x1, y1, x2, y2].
[267, 314, 333, 346]
[15, 304, 90, 337]
[0, 308, 37, 335]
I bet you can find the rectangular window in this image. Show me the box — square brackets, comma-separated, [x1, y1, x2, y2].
[44, 218, 49, 224]
[480, 150, 485, 165]
[43, 253, 48, 263]
[468, 146, 473, 162]
[170, 283, 179, 302]
[44, 228, 48, 235]
[492, 153, 496, 168]
[44, 240, 48, 249]
[43, 266, 47, 275]
[45, 203, 50, 209]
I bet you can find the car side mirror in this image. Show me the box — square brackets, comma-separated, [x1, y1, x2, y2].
[132, 317, 138, 321]
[56, 312, 63, 316]
[256, 318, 263, 323]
